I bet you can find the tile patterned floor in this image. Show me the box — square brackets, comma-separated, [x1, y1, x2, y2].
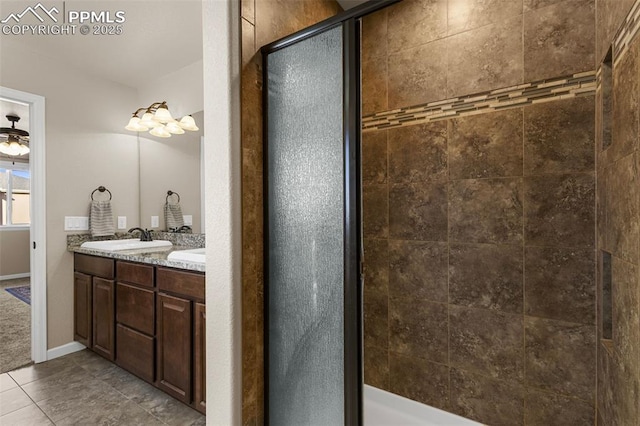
[0, 349, 205, 425]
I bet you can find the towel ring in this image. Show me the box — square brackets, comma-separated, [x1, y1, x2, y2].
[166, 190, 180, 203]
[91, 186, 112, 201]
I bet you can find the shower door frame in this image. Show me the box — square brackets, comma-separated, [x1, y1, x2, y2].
[261, 1, 399, 424]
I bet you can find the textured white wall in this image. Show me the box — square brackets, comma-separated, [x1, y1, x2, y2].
[203, 0, 242, 423]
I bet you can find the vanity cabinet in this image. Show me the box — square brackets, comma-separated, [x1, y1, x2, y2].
[115, 261, 155, 383]
[156, 267, 205, 411]
[194, 302, 206, 414]
[73, 254, 115, 361]
[73, 254, 205, 412]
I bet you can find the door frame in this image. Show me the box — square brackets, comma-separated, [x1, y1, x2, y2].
[0, 86, 47, 363]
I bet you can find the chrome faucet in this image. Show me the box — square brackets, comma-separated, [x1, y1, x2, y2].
[128, 227, 153, 241]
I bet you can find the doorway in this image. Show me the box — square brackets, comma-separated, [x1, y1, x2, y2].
[0, 86, 47, 365]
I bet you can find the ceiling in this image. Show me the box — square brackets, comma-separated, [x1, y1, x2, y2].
[0, 1, 203, 88]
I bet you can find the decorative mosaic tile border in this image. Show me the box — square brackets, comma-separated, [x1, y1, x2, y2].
[613, 0, 640, 66]
[362, 71, 596, 132]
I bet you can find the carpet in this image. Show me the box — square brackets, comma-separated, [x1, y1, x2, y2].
[0, 278, 31, 373]
[5, 285, 30, 305]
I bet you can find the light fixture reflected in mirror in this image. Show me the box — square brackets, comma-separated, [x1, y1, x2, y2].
[0, 115, 29, 157]
[125, 101, 198, 138]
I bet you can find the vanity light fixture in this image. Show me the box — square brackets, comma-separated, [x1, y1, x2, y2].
[124, 101, 199, 137]
[0, 115, 30, 157]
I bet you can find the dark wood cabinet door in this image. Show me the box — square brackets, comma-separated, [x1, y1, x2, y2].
[194, 302, 206, 414]
[116, 324, 155, 383]
[74, 272, 92, 347]
[157, 293, 192, 403]
[92, 277, 115, 361]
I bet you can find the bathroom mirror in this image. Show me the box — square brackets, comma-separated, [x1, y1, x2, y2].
[138, 110, 204, 233]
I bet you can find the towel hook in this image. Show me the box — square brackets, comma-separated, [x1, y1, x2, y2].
[166, 190, 180, 203]
[91, 186, 112, 201]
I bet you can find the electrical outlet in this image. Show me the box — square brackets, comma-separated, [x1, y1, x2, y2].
[183, 215, 193, 226]
[117, 216, 127, 229]
[151, 216, 159, 228]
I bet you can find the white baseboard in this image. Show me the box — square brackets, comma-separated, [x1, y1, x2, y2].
[47, 341, 85, 361]
[0, 273, 30, 281]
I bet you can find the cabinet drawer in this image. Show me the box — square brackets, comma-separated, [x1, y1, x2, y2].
[116, 261, 154, 288]
[75, 254, 114, 279]
[157, 268, 204, 300]
[116, 324, 154, 383]
[116, 283, 154, 335]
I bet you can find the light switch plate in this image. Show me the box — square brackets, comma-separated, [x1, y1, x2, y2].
[183, 215, 193, 226]
[151, 216, 159, 228]
[117, 216, 127, 229]
[64, 216, 89, 231]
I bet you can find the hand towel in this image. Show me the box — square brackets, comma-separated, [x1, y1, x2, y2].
[90, 200, 115, 237]
[164, 202, 184, 230]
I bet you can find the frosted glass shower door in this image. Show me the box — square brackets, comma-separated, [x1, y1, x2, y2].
[263, 21, 361, 426]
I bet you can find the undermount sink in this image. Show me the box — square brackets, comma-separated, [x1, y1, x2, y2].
[167, 248, 206, 264]
[80, 239, 173, 251]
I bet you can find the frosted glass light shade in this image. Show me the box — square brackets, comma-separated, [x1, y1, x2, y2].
[125, 117, 149, 132]
[0, 141, 11, 155]
[165, 121, 185, 134]
[0, 140, 26, 156]
[139, 112, 157, 128]
[178, 115, 199, 131]
[150, 125, 171, 138]
[153, 107, 174, 123]
[18, 143, 29, 155]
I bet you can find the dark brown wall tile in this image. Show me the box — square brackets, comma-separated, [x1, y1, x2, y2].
[524, 96, 596, 175]
[524, 388, 595, 426]
[386, 0, 447, 53]
[610, 33, 639, 163]
[448, 15, 523, 98]
[612, 257, 639, 369]
[449, 178, 523, 244]
[242, 0, 255, 24]
[389, 354, 450, 410]
[524, 0, 595, 81]
[388, 40, 448, 109]
[449, 243, 523, 314]
[606, 153, 639, 263]
[524, 246, 595, 325]
[449, 109, 523, 180]
[448, 0, 523, 35]
[595, 0, 635, 63]
[362, 56, 388, 116]
[364, 345, 389, 391]
[362, 130, 387, 185]
[597, 348, 614, 424]
[389, 182, 447, 241]
[242, 18, 256, 68]
[363, 184, 388, 238]
[450, 368, 525, 426]
[241, 58, 263, 153]
[363, 238, 389, 295]
[361, 8, 387, 62]
[389, 240, 447, 303]
[524, 173, 595, 248]
[388, 121, 447, 184]
[525, 316, 596, 400]
[364, 289, 388, 350]
[450, 306, 524, 381]
[390, 298, 448, 363]
[610, 349, 640, 426]
[524, 0, 566, 10]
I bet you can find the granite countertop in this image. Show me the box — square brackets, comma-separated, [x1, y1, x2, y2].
[67, 232, 205, 273]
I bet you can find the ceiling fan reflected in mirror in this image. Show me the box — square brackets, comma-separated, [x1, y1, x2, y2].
[0, 114, 30, 157]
